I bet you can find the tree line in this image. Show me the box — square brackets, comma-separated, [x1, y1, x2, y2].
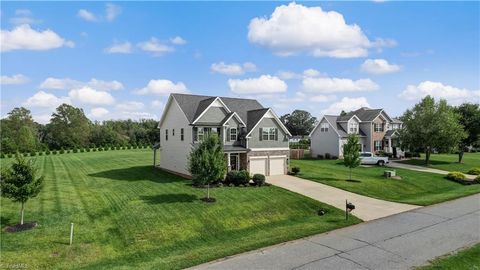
[1, 103, 159, 155]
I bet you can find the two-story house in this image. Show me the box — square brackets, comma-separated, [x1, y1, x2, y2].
[309, 107, 403, 158]
[157, 93, 292, 178]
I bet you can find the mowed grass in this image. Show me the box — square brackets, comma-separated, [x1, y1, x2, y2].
[0, 149, 360, 269]
[417, 243, 480, 270]
[398, 153, 480, 174]
[291, 159, 480, 206]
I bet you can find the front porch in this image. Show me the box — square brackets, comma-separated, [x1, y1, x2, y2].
[224, 145, 247, 171]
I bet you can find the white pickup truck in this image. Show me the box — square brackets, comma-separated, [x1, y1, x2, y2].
[359, 152, 389, 166]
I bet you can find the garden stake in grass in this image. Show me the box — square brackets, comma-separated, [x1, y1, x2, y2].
[69, 223, 74, 245]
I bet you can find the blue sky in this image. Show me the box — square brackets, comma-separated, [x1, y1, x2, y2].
[1, 1, 479, 123]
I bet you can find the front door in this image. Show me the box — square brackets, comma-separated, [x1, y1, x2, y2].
[230, 154, 239, 171]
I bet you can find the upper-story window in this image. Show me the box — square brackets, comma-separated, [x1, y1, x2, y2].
[349, 122, 359, 134]
[194, 127, 221, 142]
[262, 127, 276, 141]
[230, 128, 237, 141]
[172, 129, 175, 136]
[180, 128, 184, 141]
[197, 128, 205, 141]
[165, 129, 168, 141]
[320, 122, 329, 132]
[374, 123, 384, 132]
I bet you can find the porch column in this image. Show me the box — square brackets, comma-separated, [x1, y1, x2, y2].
[388, 137, 392, 153]
[227, 153, 231, 171]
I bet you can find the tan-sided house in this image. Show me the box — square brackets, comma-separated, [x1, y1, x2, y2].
[157, 93, 292, 177]
[309, 107, 403, 158]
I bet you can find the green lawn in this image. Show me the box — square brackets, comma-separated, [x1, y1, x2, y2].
[398, 153, 480, 174]
[291, 159, 480, 206]
[417, 243, 480, 270]
[0, 149, 360, 269]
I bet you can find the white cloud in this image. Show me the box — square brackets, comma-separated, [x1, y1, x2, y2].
[77, 9, 98, 22]
[248, 3, 392, 58]
[39, 77, 123, 91]
[310, 94, 337, 103]
[105, 41, 132, 54]
[10, 9, 41, 25]
[69, 87, 115, 105]
[399, 81, 478, 104]
[89, 107, 109, 118]
[32, 113, 52, 124]
[170, 36, 187, 45]
[135, 79, 189, 95]
[115, 101, 144, 111]
[137, 38, 175, 56]
[277, 69, 324, 80]
[23, 91, 70, 108]
[1, 24, 74, 52]
[151, 100, 164, 109]
[322, 97, 370, 115]
[228, 75, 287, 94]
[302, 77, 379, 93]
[105, 4, 121, 22]
[303, 68, 322, 77]
[114, 111, 158, 120]
[210, 62, 257, 75]
[1, 74, 29, 85]
[361, 59, 401, 74]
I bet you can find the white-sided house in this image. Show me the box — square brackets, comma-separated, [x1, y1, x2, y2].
[157, 93, 292, 178]
[310, 107, 403, 158]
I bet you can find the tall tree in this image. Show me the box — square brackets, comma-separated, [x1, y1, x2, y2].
[454, 103, 480, 163]
[399, 96, 466, 165]
[188, 134, 226, 201]
[343, 134, 361, 181]
[280, 110, 317, 136]
[1, 154, 44, 225]
[1, 107, 39, 153]
[45, 104, 91, 149]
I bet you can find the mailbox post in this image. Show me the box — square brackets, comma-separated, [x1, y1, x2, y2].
[345, 200, 355, 220]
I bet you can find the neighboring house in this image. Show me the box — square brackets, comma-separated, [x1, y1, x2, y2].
[310, 107, 403, 158]
[157, 93, 292, 178]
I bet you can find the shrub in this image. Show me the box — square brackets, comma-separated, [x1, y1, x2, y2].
[38, 152, 43, 156]
[111, 146, 115, 150]
[225, 171, 237, 185]
[66, 149, 71, 153]
[0, 153, 5, 159]
[59, 148, 65, 154]
[331, 155, 338, 160]
[317, 154, 324, 160]
[252, 174, 266, 186]
[29, 151, 36, 157]
[225, 170, 250, 186]
[86, 148, 91, 152]
[116, 146, 121, 150]
[325, 153, 331, 159]
[405, 152, 421, 158]
[467, 168, 480, 175]
[52, 150, 57, 155]
[291, 166, 300, 175]
[45, 150, 51, 155]
[127, 145, 132, 149]
[92, 148, 97, 152]
[475, 176, 480, 184]
[445, 171, 466, 181]
[7, 153, 13, 158]
[73, 148, 78, 153]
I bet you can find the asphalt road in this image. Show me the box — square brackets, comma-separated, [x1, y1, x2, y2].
[191, 193, 480, 270]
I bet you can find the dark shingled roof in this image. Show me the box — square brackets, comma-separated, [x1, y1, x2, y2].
[385, 130, 399, 137]
[337, 107, 385, 122]
[171, 93, 265, 131]
[247, 108, 269, 132]
[323, 115, 366, 137]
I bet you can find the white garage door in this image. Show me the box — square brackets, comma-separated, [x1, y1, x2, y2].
[269, 157, 285, 176]
[249, 157, 267, 175]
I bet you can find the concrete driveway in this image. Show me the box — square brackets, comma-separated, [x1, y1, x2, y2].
[388, 160, 477, 180]
[266, 175, 419, 221]
[191, 194, 480, 270]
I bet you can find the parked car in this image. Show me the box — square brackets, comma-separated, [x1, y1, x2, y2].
[359, 152, 389, 166]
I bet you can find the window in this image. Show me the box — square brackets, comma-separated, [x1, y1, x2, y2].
[180, 128, 184, 141]
[374, 123, 384, 132]
[262, 127, 276, 141]
[173, 129, 175, 136]
[349, 122, 359, 134]
[374, 140, 382, 151]
[197, 128, 204, 141]
[165, 129, 168, 141]
[320, 123, 329, 132]
[230, 128, 237, 141]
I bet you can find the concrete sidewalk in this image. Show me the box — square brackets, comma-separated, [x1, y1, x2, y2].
[267, 175, 419, 221]
[191, 194, 480, 270]
[388, 161, 477, 180]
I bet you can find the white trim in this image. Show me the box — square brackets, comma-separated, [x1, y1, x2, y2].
[192, 97, 231, 124]
[222, 111, 246, 127]
[249, 155, 268, 159]
[369, 109, 393, 123]
[249, 147, 289, 151]
[245, 108, 292, 137]
[229, 127, 237, 141]
[269, 155, 287, 158]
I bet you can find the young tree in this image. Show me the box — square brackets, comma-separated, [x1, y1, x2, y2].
[454, 103, 480, 163]
[343, 134, 361, 181]
[188, 134, 226, 201]
[280, 110, 317, 136]
[399, 96, 466, 165]
[1, 154, 44, 225]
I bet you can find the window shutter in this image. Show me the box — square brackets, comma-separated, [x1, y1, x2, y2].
[226, 128, 231, 142]
[275, 128, 279, 141]
[193, 127, 197, 141]
[259, 128, 263, 141]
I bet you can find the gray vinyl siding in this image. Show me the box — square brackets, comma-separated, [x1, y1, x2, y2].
[223, 117, 241, 146]
[360, 122, 372, 152]
[196, 106, 228, 124]
[159, 99, 193, 176]
[248, 118, 289, 149]
[310, 118, 340, 157]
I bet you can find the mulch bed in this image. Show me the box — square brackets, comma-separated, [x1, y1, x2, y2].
[4, 222, 37, 233]
[200, 197, 216, 203]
